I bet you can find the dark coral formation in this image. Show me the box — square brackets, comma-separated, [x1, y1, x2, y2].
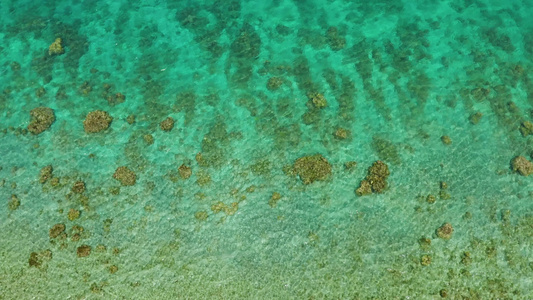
[196, 170, 211, 186]
[49, 223, 65, 239]
[470, 87, 490, 101]
[307, 92, 328, 109]
[268, 192, 282, 208]
[28, 107, 55, 134]
[29, 250, 52, 268]
[420, 255, 431, 266]
[71, 180, 85, 194]
[102, 83, 126, 106]
[8, 194, 20, 210]
[77, 245, 91, 257]
[267, 77, 283, 90]
[126, 115, 135, 124]
[334, 127, 350, 140]
[68, 208, 81, 221]
[293, 154, 332, 184]
[229, 23, 261, 86]
[108, 92, 126, 106]
[39, 165, 53, 183]
[436, 223, 454, 240]
[113, 166, 136, 186]
[109, 265, 118, 274]
[160, 117, 175, 131]
[35, 87, 46, 98]
[441, 135, 452, 145]
[178, 164, 192, 179]
[210, 201, 239, 216]
[356, 160, 390, 196]
[469, 112, 483, 125]
[371, 136, 401, 165]
[511, 155, 533, 176]
[344, 161, 357, 171]
[326, 26, 346, 51]
[519, 121, 533, 137]
[79, 81, 92, 95]
[194, 211, 208, 221]
[83, 110, 113, 133]
[250, 159, 271, 176]
[143, 134, 154, 145]
[48, 38, 64, 55]
[356, 179, 372, 196]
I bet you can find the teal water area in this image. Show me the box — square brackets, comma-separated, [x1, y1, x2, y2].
[0, 0, 532, 298]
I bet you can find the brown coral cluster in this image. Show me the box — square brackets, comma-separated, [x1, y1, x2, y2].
[436, 223, 454, 240]
[356, 160, 390, 196]
[49, 223, 65, 239]
[326, 27, 346, 51]
[160, 117, 175, 131]
[48, 38, 64, 56]
[267, 77, 283, 90]
[511, 155, 533, 176]
[519, 121, 533, 137]
[293, 154, 332, 184]
[107, 92, 126, 106]
[39, 165, 53, 183]
[307, 92, 328, 109]
[178, 164, 192, 179]
[113, 166, 136, 186]
[28, 107, 55, 134]
[334, 127, 350, 140]
[77, 245, 91, 257]
[83, 110, 113, 133]
[102, 84, 126, 106]
[71, 180, 86, 194]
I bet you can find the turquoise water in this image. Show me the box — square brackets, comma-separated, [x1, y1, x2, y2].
[0, 0, 532, 298]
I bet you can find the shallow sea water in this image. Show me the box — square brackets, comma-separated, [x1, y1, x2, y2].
[0, 0, 532, 299]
